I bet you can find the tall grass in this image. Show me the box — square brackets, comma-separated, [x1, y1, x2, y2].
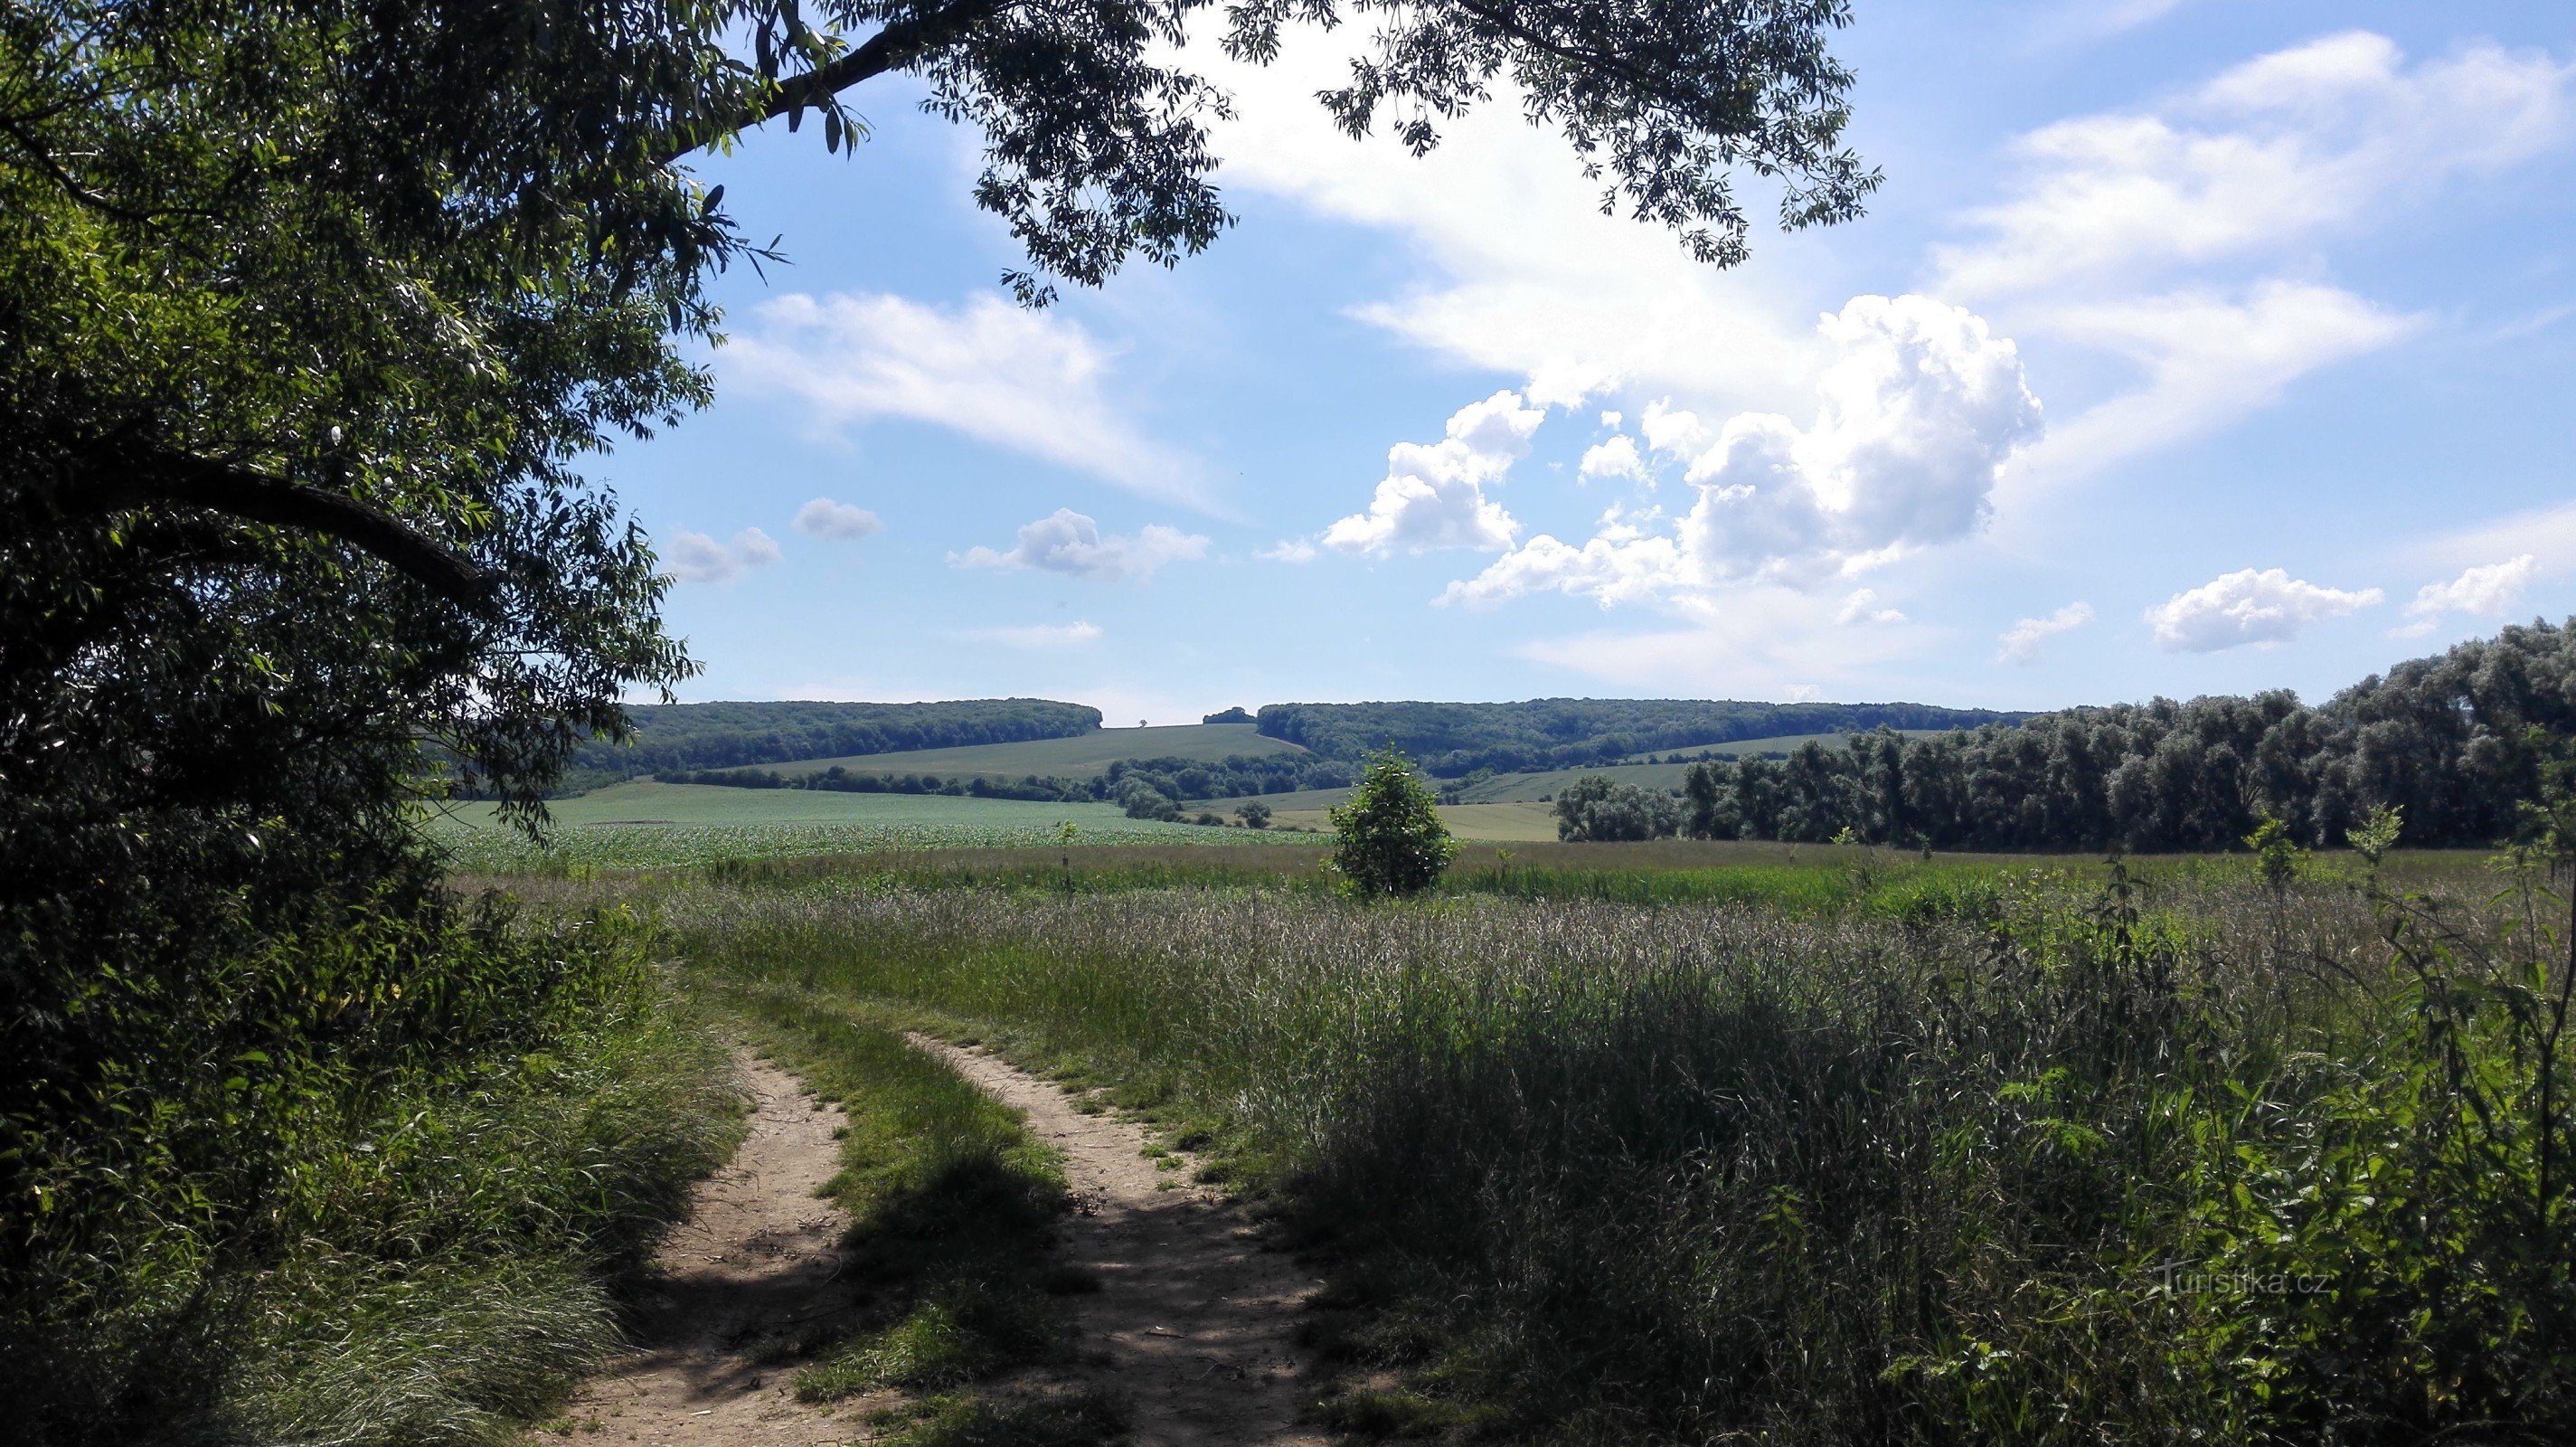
[636, 859, 2576, 1443]
[4, 903, 741, 1446]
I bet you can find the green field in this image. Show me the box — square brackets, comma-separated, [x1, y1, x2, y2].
[764, 721, 1305, 780]
[426, 780, 1318, 870]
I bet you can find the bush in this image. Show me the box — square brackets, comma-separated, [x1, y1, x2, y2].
[1553, 774, 1683, 841]
[1236, 801, 1273, 829]
[1116, 779, 1179, 821]
[1327, 751, 1456, 897]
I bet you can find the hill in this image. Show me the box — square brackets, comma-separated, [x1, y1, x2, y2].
[768, 722, 1307, 780]
[559, 698, 1103, 784]
[1254, 698, 2024, 776]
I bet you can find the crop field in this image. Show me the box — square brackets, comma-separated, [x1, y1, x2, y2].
[425, 780, 1318, 871]
[1241, 799, 1562, 840]
[763, 720, 1305, 780]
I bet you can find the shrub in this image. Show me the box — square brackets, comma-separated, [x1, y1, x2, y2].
[1236, 800, 1273, 829]
[1553, 774, 1683, 841]
[1327, 751, 1456, 897]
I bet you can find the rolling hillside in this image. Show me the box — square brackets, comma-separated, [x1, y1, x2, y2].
[1188, 730, 1976, 813]
[769, 721, 1307, 780]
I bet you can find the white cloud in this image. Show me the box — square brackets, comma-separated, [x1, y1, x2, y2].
[2392, 554, 2540, 637]
[2006, 281, 2421, 490]
[1996, 601, 2096, 664]
[1639, 401, 1706, 456]
[1186, 27, 1817, 413]
[955, 620, 1106, 648]
[2146, 567, 2382, 652]
[1599, 411, 1623, 430]
[1257, 539, 1319, 564]
[794, 497, 884, 540]
[662, 527, 780, 584]
[1448, 296, 2041, 606]
[721, 291, 1204, 509]
[1577, 434, 1647, 484]
[1837, 589, 1909, 626]
[1940, 32, 2576, 299]
[2411, 554, 2540, 618]
[951, 509, 1209, 582]
[1319, 390, 1541, 555]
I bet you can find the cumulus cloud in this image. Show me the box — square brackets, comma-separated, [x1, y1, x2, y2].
[2391, 554, 2540, 638]
[1319, 391, 1542, 555]
[794, 497, 884, 540]
[2146, 568, 2382, 652]
[662, 527, 780, 584]
[1996, 601, 2096, 664]
[1578, 433, 1647, 484]
[1257, 539, 1319, 563]
[951, 509, 1208, 582]
[721, 291, 1204, 509]
[1940, 33, 2575, 299]
[1446, 296, 2041, 607]
[956, 620, 1105, 648]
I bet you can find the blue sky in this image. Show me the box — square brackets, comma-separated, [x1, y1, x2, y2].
[610, 1, 2576, 723]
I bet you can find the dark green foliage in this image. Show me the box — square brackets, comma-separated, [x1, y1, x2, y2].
[1236, 800, 1273, 829]
[2, 904, 736, 1445]
[1203, 705, 1254, 724]
[1329, 752, 1458, 897]
[1681, 620, 2576, 850]
[571, 700, 1103, 780]
[1552, 774, 1683, 841]
[670, 750, 1357, 805]
[1256, 698, 2020, 775]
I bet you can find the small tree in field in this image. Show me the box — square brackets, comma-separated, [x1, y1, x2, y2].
[1329, 752, 1458, 898]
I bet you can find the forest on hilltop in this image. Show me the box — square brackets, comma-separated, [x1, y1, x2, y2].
[563, 699, 1103, 780]
[1255, 698, 2026, 776]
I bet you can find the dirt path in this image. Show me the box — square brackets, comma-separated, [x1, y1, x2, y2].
[545, 1053, 862, 1446]
[543, 1039, 1326, 1446]
[910, 1034, 1330, 1447]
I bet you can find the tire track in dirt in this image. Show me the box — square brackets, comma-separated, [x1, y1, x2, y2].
[543, 1053, 863, 1446]
[909, 1034, 1330, 1447]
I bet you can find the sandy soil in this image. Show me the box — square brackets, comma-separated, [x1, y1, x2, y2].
[543, 1054, 863, 1445]
[542, 1039, 1326, 1445]
[910, 1034, 1329, 1446]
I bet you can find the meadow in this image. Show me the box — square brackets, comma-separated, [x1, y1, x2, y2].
[491, 835, 2570, 1444]
[765, 720, 1307, 780]
[426, 781, 1323, 871]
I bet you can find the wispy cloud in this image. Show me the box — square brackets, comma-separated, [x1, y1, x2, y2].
[722, 291, 1209, 511]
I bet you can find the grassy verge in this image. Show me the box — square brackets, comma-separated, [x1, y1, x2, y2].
[632, 856, 2576, 1444]
[703, 980, 1115, 1433]
[5, 904, 741, 1447]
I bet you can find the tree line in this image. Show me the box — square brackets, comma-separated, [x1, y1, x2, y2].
[665, 752, 1359, 808]
[1256, 698, 2024, 777]
[1658, 621, 2576, 850]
